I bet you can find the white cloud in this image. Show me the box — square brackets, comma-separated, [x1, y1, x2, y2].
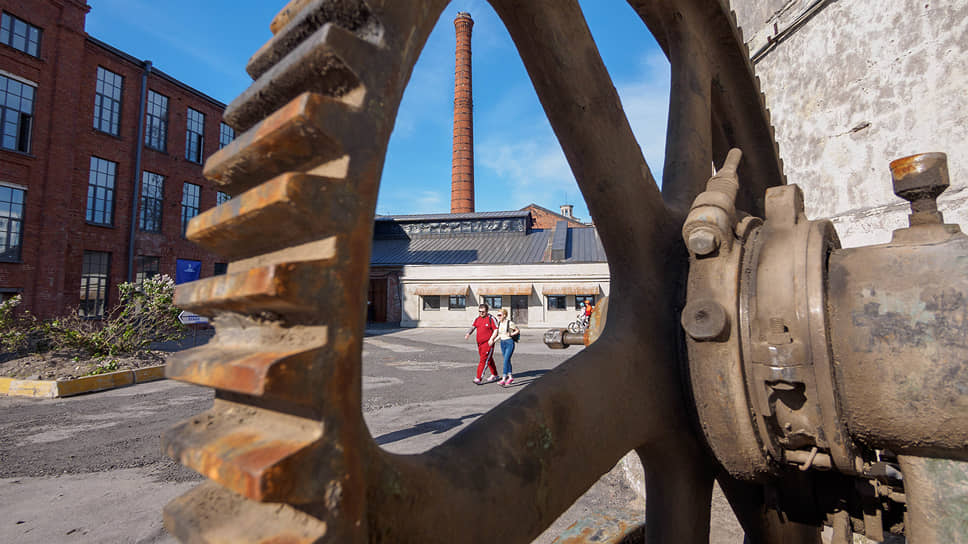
[474, 50, 670, 220]
[615, 50, 670, 185]
[414, 190, 445, 213]
[378, 189, 446, 216]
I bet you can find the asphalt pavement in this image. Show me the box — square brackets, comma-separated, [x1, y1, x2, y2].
[0, 327, 743, 543]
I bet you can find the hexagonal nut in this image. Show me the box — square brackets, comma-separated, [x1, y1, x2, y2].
[687, 227, 720, 255]
[681, 299, 729, 341]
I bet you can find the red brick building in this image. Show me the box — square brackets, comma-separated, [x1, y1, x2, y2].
[521, 203, 588, 229]
[0, 0, 229, 318]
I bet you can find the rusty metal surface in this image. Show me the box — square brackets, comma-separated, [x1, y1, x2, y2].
[827, 166, 968, 459]
[162, 1, 967, 543]
[550, 509, 643, 544]
[543, 296, 609, 349]
[898, 455, 968, 544]
[683, 150, 968, 542]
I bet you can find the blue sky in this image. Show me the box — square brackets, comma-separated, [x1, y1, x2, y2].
[86, 1, 670, 224]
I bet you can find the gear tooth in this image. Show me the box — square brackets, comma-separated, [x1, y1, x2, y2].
[163, 401, 325, 503]
[174, 254, 340, 319]
[167, 341, 329, 405]
[269, 0, 374, 38]
[254, 1, 380, 80]
[164, 481, 329, 542]
[229, 23, 384, 131]
[270, 0, 320, 35]
[187, 173, 356, 260]
[204, 93, 355, 194]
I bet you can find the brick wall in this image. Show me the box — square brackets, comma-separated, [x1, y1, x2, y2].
[523, 204, 587, 230]
[0, 0, 227, 318]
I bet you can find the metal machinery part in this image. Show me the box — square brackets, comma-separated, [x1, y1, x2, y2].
[160, 1, 967, 543]
[544, 296, 609, 349]
[681, 150, 968, 543]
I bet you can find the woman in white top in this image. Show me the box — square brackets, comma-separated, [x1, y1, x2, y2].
[488, 308, 520, 386]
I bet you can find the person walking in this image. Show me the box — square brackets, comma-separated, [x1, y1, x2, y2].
[465, 303, 500, 384]
[489, 308, 520, 387]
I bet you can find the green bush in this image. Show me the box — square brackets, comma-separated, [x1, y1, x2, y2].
[0, 295, 36, 354]
[44, 275, 186, 357]
[88, 359, 121, 375]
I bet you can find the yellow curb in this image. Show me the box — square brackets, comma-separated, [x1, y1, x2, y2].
[0, 365, 167, 399]
[133, 365, 167, 382]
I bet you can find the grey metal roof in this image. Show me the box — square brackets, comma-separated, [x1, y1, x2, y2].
[376, 210, 531, 222]
[370, 226, 607, 265]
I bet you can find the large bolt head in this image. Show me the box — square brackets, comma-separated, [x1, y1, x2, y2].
[681, 299, 728, 341]
[890, 152, 948, 201]
[687, 227, 720, 255]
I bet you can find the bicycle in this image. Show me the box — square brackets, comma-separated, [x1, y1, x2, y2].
[567, 312, 590, 333]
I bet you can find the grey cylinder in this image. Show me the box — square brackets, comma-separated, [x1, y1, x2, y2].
[827, 232, 968, 459]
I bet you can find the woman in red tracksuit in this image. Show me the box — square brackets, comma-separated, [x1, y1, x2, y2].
[464, 303, 500, 384]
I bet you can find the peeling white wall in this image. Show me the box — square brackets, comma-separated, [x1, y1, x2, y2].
[729, 0, 968, 247]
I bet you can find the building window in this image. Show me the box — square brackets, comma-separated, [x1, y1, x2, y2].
[138, 171, 164, 232]
[185, 108, 205, 163]
[547, 295, 567, 310]
[575, 295, 595, 310]
[93, 67, 123, 136]
[0, 290, 20, 303]
[0, 13, 41, 57]
[80, 251, 110, 318]
[448, 295, 466, 310]
[181, 182, 200, 236]
[135, 255, 159, 286]
[422, 296, 440, 311]
[0, 74, 34, 153]
[144, 90, 168, 151]
[0, 185, 24, 262]
[216, 191, 230, 206]
[219, 122, 234, 149]
[213, 262, 228, 275]
[86, 157, 117, 226]
[483, 295, 502, 309]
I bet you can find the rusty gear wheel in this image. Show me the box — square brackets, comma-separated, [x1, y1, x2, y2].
[161, 1, 806, 542]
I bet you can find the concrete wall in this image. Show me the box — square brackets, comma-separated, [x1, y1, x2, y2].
[728, 0, 968, 247]
[398, 262, 610, 328]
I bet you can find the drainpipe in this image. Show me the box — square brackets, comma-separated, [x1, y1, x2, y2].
[127, 60, 152, 283]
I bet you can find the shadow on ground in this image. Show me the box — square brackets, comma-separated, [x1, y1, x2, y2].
[374, 413, 484, 446]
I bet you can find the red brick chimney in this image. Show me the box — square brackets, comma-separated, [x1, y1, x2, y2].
[451, 12, 474, 214]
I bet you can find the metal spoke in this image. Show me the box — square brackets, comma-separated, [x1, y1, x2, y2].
[488, 0, 678, 289]
[627, 0, 784, 217]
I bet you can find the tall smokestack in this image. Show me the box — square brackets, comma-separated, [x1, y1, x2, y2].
[451, 12, 474, 213]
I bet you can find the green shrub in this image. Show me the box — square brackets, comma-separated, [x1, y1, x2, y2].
[45, 275, 186, 357]
[0, 295, 42, 355]
[87, 359, 121, 375]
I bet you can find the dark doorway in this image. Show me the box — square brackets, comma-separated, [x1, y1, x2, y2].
[511, 295, 528, 325]
[368, 278, 387, 322]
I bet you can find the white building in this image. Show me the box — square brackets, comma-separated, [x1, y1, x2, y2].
[368, 210, 609, 328]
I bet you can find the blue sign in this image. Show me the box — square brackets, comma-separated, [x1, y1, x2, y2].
[175, 259, 202, 285]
